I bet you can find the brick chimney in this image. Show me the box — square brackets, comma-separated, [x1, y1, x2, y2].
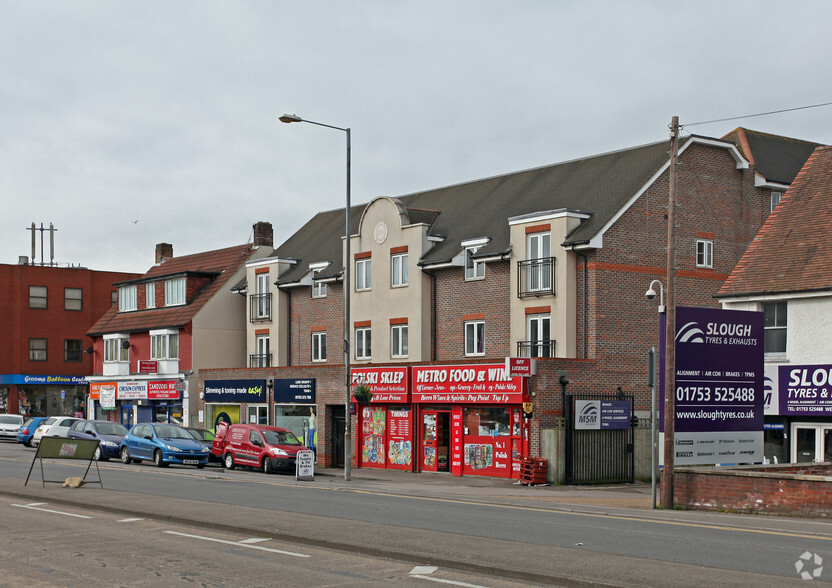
[155, 243, 173, 264]
[253, 221, 273, 248]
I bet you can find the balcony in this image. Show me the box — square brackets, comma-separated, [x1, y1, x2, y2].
[518, 258, 556, 298]
[249, 293, 272, 322]
[516, 340, 556, 358]
[249, 353, 272, 368]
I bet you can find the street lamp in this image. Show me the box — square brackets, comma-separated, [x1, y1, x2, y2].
[280, 113, 353, 482]
[645, 278, 665, 509]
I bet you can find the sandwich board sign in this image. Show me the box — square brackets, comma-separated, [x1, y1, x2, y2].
[296, 450, 315, 481]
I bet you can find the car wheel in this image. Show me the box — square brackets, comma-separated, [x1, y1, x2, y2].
[196, 464, 205, 469]
[154, 450, 167, 468]
[223, 452, 236, 470]
[93, 446, 102, 461]
[120, 447, 131, 464]
[263, 458, 274, 474]
[24, 440, 32, 448]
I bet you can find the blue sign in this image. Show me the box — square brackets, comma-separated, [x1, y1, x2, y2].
[0, 374, 88, 385]
[204, 379, 265, 403]
[274, 379, 315, 403]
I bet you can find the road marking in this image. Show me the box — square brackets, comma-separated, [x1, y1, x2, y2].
[164, 530, 309, 557]
[411, 566, 438, 575]
[239, 537, 271, 544]
[117, 518, 145, 523]
[410, 573, 490, 587]
[12, 503, 92, 519]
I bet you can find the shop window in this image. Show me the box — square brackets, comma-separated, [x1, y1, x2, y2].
[463, 407, 511, 436]
[274, 404, 317, 454]
[65, 339, 82, 363]
[64, 287, 83, 311]
[465, 321, 485, 356]
[29, 286, 47, 309]
[29, 338, 47, 362]
[247, 405, 268, 425]
[763, 301, 787, 355]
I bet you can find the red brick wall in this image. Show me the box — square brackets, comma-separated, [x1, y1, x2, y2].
[289, 283, 344, 365]
[674, 465, 832, 516]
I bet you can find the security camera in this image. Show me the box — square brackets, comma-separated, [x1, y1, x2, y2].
[559, 375, 569, 386]
[645, 287, 657, 301]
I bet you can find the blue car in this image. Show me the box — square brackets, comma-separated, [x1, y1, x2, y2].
[17, 416, 49, 447]
[120, 422, 209, 468]
[67, 419, 128, 461]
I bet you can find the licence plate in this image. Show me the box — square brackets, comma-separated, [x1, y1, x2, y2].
[183, 459, 199, 465]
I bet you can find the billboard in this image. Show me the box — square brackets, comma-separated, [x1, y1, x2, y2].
[204, 379, 266, 403]
[661, 307, 764, 465]
[412, 364, 524, 404]
[764, 364, 832, 416]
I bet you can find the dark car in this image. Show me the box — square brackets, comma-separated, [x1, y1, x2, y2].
[17, 416, 49, 447]
[120, 422, 209, 468]
[184, 427, 220, 464]
[67, 419, 129, 461]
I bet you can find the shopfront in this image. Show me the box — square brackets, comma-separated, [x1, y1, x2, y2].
[351, 366, 413, 471]
[412, 364, 528, 478]
[203, 379, 265, 431]
[0, 375, 88, 418]
[272, 378, 317, 454]
[90, 380, 183, 426]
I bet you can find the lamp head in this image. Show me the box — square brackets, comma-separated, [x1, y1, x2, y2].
[279, 114, 302, 124]
[645, 287, 657, 301]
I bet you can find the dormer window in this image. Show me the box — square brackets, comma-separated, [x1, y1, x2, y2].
[462, 238, 489, 281]
[309, 262, 329, 298]
[118, 285, 137, 312]
[165, 277, 186, 306]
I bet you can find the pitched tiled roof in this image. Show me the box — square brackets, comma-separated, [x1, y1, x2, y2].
[88, 244, 255, 335]
[722, 127, 823, 185]
[717, 145, 832, 298]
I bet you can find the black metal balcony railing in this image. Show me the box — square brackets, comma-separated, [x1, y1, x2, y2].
[516, 340, 556, 358]
[249, 353, 273, 368]
[249, 293, 272, 322]
[518, 257, 556, 298]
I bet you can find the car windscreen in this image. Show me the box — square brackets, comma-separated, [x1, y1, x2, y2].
[0, 415, 22, 424]
[154, 425, 191, 439]
[98, 423, 128, 436]
[262, 429, 303, 446]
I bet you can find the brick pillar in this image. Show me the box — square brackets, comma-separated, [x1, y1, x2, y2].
[253, 221, 273, 248]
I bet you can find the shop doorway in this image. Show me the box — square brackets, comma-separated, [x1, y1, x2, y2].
[120, 404, 135, 428]
[792, 424, 832, 463]
[422, 411, 450, 472]
[247, 404, 268, 425]
[330, 405, 345, 468]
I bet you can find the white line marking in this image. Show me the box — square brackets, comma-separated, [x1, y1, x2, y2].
[410, 575, 490, 588]
[117, 518, 145, 523]
[411, 566, 438, 575]
[163, 530, 309, 558]
[12, 504, 92, 519]
[26, 502, 48, 506]
[239, 537, 271, 544]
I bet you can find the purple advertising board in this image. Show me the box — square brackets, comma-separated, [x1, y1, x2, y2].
[575, 400, 631, 430]
[772, 364, 832, 415]
[660, 307, 764, 465]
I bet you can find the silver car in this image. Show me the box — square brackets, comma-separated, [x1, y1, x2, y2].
[32, 416, 82, 446]
[0, 414, 24, 439]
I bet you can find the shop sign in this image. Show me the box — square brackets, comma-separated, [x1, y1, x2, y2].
[0, 374, 88, 385]
[89, 382, 117, 400]
[296, 450, 315, 481]
[139, 361, 158, 374]
[204, 379, 266, 403]
[660, 307, 764, 465]
[274, 379, 315, 403]
[575, 400, 631, 430]
[505, 357, 536, 377]
[117, 380, 148, 400]
[350, 366, 409, 402]
[412, 364, 523, 403]
[764, 364, 832, 416]
[148, 380, 180, 400]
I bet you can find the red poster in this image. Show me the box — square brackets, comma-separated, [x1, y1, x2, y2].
[147, 380, 180, 400]
[386, 408, 412, 470]
[350, 366, 409, 403]
[462, 436, 512, 478]
[451, 407, 464, 476]
[360, 406, 386, 468]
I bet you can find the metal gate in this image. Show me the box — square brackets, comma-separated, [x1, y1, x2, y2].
[565, 393, 634, 484]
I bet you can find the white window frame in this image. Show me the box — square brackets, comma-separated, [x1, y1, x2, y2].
[465, 321, 485, 357]
[355, 259, 372, 291]
[104, 334, 129, 363]
[312, 271, 327, 298]
[254, 334, 270, 367]
[165, 277, 186, 306]
[465, 247, 485, 280]
[764, 301, 787, 356]
[526, 232, 552, 292]
[145, 282, 156, 309]
[526, 314, 552, 358]
[771, 191, 783, 213]
[696, 239, 713, 269]
[118, 285, 137, 312]
[312, 332, 326, 362]
[150, 329, 179, 360]
[391, 324, 408, 358]
[391, 253, 408, 287]
[355, 327, 371, 360]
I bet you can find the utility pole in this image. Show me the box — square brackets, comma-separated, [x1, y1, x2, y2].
[662, 116, 679, 509]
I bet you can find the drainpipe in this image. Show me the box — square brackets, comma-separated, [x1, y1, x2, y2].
[569, 243, 589, 359]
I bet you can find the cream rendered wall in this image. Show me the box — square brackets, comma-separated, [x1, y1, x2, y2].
[349, 197, 432, 363]
[508, 212, 581, 358]
[191, 263, 250, 371]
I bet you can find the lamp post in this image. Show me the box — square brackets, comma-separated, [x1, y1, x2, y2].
[280, 113, 352, 482]
[645, 279, 665, 509]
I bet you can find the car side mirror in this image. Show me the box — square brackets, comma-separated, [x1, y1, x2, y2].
[86, 431, 95, 436]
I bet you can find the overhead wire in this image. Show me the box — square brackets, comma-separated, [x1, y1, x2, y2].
[685, 101, 832, 127]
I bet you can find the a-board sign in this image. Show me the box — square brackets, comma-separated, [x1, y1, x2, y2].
[296, 450, 315, 481]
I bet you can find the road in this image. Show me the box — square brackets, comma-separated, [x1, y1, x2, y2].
[0, 440, 828, 586]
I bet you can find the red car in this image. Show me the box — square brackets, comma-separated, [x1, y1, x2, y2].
[213, 423, 306, 474]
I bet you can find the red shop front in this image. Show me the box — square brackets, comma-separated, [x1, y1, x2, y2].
[352, 366, 414, 471]
[412, 364, 529, 478]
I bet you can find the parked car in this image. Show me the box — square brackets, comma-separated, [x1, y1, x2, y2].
[184, 427, 220, 463]
[67, 419, 128, 461]
[213, 422, 306, 474]
[0, 414, 24, 440]
[17, 416, 50, 447]
[120, 422, 209, 468]
[31, 416, 82, 446]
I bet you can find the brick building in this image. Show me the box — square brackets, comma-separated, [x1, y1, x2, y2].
[0, 260, 139, 417]
[199, 128, 821, 479]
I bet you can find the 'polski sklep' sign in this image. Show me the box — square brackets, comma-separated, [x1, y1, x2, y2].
[660, 307, 764, 465]
[575, 400, 631, 430]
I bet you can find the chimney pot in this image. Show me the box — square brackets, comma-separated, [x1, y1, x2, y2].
[155, 243, 173, 264]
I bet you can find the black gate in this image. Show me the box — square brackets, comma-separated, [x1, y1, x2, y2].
[565, 393, 634, 484]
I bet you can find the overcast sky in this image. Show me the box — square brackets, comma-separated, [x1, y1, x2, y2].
[3, 1, 831, 274]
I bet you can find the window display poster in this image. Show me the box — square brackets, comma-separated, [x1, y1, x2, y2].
[360, 406, 386, 467]
[463, 436, 511, 477]
[387, 408, 412, 469]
